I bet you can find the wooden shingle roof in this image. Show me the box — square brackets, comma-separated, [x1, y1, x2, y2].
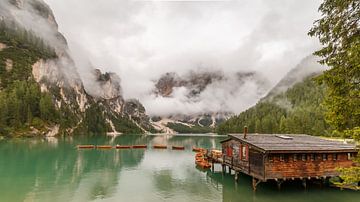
[227, 134, 358, 153]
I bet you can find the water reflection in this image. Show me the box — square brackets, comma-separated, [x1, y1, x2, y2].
[0, 135, 359, 202]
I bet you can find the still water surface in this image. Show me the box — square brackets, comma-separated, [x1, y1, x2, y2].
[0, 134, 359, 202]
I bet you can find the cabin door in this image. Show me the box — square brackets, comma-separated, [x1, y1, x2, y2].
[249, 149, 264, 178]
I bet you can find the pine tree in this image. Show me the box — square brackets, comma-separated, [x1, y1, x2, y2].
[309, 0, 360, 186]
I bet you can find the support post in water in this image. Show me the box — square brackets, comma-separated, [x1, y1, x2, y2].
[252, 177, 261, 191]
[276, 179, 284, 190]
[302, 179, 307, 189]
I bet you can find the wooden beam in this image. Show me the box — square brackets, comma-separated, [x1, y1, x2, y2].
[302, 179, 307, 189]
[277, 180, 284, 190]
[252, 178, 262, 191]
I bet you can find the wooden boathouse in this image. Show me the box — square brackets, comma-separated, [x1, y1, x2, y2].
[207, 128, 358, 190]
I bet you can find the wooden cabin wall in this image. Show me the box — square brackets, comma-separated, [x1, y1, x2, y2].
[264, 152, 357, 180]
[249, 148, 265, 180]
[222, 139, 251, 174]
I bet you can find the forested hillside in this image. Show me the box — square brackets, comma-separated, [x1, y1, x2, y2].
[217, 74, 330, 136]
[0, 21, 148, 137]
[0, 20, 62, 136]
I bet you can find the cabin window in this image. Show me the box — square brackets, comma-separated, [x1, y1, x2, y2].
[293, 154, 298, 161]
[280, 154, 284, 162]
[322, 154, 328, 161]
[333, 154, 338, 161]
[227, 146, 233, 157]
[310, 154, 315, 161]
[239, 144, 242, 160]
[285, 154, 289, 162]
[348, 153, 353, 160]
[268, 155, 273, 162]
[241, 145, 248, 161]
[301, 154, 306, 161]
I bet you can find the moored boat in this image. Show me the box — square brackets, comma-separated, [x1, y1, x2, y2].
[153, 145, 167, 149]
[77, 145, 95, 149]
[210, 149, 222, 158]
[172, 146, 185, 150]
[195, 153, 203, 158]
[192, 147, 202, 152]
[96, 145, 113, 149]
[132, 145, 147, 149]
[115, 145, 131, 149]
[196, 160, 211, 169]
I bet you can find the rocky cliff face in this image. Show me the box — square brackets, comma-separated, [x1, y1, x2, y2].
[154, 71, 224, 98]
[154, 70, 269, 100]
[0, 0, 154, 136]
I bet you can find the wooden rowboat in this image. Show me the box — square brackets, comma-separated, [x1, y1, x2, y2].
[153, 145, 167, 149]
[195, 157, 203, 162]
[195, 153, 203, 158]
[77, 145, 95, 149]
[97, 145, 113, 149]
[172, 146, 185, 150]
[196, 160, 211, 169]
[132, 145, 147, 149]
[193, 147, 206, 153]
[115, 145, 131, 149]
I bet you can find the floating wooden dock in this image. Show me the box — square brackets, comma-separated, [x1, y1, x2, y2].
[77, 145, 95, 149]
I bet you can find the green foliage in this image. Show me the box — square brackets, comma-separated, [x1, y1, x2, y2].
[336, 167, 360, 189]
[308, 0, 360, 133]
[167, 122, 213, 134]
[110, 115, 143, 134]
[82, 104, 108, 135]
[217, 76, 329, 136]
[0, 20, 62, 137]
[309, 0, 360, 186]
[0, 80, 59, 137]
[0, 19, 56, 88]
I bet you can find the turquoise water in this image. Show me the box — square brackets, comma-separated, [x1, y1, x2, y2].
[0, 134, 359, 202]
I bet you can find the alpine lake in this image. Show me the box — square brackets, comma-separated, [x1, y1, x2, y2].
[0, 134, 359, 202]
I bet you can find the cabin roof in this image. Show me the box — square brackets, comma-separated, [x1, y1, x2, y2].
[226, 134, 358, 153]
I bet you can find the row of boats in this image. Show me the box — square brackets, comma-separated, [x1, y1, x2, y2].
[194, 148, 223, 170]
[194, 148, 212, 169]
[77, 144, 187, 150]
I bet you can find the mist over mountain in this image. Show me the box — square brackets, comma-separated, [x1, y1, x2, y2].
[0, 0, 325, 135]
[45, 0, 322, 117]
[0, 0, 155, 136]
[149, 68, 271, 115]
[217, 56, 328, 135]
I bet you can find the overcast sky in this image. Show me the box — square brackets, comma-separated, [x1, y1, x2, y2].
[45, 0, 322, 115]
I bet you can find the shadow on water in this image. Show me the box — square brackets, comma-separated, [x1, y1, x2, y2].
[206, 171, 360, 202]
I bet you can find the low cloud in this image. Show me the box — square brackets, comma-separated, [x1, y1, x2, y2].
[43, 0, 322, 115]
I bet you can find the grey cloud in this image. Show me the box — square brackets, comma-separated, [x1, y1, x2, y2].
[44, 0, 322, 115]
